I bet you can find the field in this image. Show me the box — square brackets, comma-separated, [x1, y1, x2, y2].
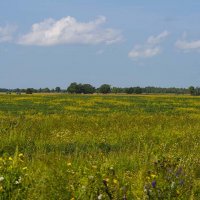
[0, 93, 200, 199]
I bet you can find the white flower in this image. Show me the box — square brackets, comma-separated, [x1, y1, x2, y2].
[0, 177, 4, 182]
[98, 194, 103, 199]
[171, 181, 175, 188]
[15, 176, 22, 184]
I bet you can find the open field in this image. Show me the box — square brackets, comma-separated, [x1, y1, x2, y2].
[0, 93, 200, 199]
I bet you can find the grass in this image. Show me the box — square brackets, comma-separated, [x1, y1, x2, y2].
[0, 93, 199, 199]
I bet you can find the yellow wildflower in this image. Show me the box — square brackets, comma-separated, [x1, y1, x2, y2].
[151, 174, 157, 178]
[113, 179, 118, 184]
[18, 153, 23, 157]
[8, 157, 13, 161]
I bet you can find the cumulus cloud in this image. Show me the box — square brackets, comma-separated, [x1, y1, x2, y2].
[18, 16, 122, 46]
[129, 31, 169, 59]
[128, 46, 161, 59]
[147, 31, 170, 45]
[0, 25, 17, 43]
[175, 39, 200, 51]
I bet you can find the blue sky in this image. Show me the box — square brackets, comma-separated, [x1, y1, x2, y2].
[1, 0, 200, 88]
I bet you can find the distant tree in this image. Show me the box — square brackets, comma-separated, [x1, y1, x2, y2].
[0, 88, 9, 93]
[42, 88, 50, 93]
[126, 87, 135, 94]
[188, 86, 195, 95]
[99, 84, 111, 94]
[67, 83, 95, 94]
[135, 87, 142, 94]
[55, 87, 61, 93]
[111, 87, 124, 93]
[26, 88, 33, 94]
[81, 84, 95, 94]
[67, 82, 79, 93]
[195, 87, 200, 96]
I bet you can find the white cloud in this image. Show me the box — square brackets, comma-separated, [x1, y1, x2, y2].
[18, 16, 122, 46]
[0, 25, 17, 43]
[128, 46, 161, 59]
[147, 31, 170, 45]
[175, 39, 200, 51]
[129, 31, 169, 59]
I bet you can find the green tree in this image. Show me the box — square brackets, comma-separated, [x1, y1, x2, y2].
[55, 87, 61, 93]
[67, 82, 80, 93]
[135, 87, 142, 94]
[81, 84, 95, 94]
[188, 86, 195, 95]
[42, 88, 50, 93]
[26, 88, 33, 94]
[98, 84, 111, 94]
[111, 87, 124, 93]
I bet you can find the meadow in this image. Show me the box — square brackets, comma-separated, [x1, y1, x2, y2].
[0, 93, 199, 199]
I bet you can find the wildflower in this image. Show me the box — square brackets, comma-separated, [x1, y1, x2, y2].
[151, 180, 156, 188]
[15, 181, 20, 184]
[113, 179, 118, 184]
[0, 177, 4, 182]
[18, 153, 23, 157]
[8, 157, 13, 161]
[15, 176, 22, 184]
[67, 162, 72, 167]
[98, 194, 103, 199]
[22, 167, 28, 170]
[171, 181, 175, 188]
[146, 176, 150, 180]
[151, 174, 156, 178]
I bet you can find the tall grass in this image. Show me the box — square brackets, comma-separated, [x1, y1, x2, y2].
[0, 94, 199, 199]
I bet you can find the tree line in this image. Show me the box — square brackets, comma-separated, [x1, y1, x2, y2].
[0, 82, 196, 95]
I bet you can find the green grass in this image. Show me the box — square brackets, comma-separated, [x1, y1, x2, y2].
[0, 94, 200, 199]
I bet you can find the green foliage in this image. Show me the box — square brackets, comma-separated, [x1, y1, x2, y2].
[188, 86, 200, 96]
[125, 87, 142, 94]
[98, 84, 111, 94]
[26, 88, 33, 94]
[67, 83, 95, 94]
[55, 87, 61, 93]
[67, 82, 79, 93]
[81, 84, 96, 94]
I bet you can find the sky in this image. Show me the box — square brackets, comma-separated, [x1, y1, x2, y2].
[1, 0, 200, 89]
